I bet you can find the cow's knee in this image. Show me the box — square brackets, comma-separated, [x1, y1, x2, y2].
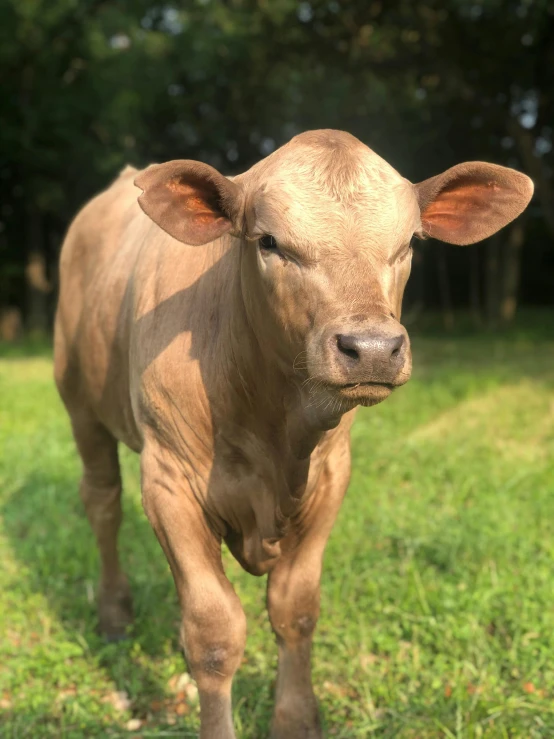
[268, 568, 320, 645]
[188, 640, 244, 682]
[181, 589, 247, 692]
[80, 478, 121, 517]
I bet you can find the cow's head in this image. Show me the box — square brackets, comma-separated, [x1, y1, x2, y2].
[135, 130, 533, 412]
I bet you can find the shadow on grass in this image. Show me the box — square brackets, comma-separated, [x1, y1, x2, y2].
[1, 466, 188, 735]
[0, 465, 272, 738]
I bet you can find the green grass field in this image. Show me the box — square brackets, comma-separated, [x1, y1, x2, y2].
[1, 322, 554, 738]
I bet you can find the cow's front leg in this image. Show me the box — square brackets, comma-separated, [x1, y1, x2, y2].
[267, 551, 322, 739]
[141, 444, 246, 739]
[267, 447, 350, 739]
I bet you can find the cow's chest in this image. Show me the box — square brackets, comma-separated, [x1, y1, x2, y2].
[208, 426, 329, 576]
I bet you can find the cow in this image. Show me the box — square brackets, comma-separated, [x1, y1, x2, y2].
[54, 130, 533, 738]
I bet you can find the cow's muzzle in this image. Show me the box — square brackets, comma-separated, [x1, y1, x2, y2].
[335, 330, 406, 377]
[310, 318, 412, 398]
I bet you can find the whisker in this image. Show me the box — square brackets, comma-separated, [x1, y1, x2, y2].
[292, 350, 309, 372]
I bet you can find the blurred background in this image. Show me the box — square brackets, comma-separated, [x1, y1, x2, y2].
[1, 0, 553, 338]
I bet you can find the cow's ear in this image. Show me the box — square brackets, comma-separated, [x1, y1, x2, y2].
[415, 162, 533, 245]
[134, 160, 243, 245]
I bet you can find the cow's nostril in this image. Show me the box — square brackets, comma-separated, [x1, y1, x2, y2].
[390, 334, 404, 359]
[336, 334, 359, 361]
[335, 331, 405, 367]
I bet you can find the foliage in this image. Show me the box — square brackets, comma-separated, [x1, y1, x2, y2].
[1, 319, 554, 737]
[1, 1, 554, 325]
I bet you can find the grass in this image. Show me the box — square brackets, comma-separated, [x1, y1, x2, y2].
[1, 318, 554, 738]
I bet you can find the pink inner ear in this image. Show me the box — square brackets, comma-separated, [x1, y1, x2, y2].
[136, 160, 240, 245]
[168, 179, 223, 223]
[422, 180, 499, 236]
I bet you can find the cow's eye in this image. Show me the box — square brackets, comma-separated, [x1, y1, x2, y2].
[259, 234, 282, 256]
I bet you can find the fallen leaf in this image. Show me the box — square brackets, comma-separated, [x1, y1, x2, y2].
[103, 690, 132, 712]
[56, 686, 78, 703]
[167, 672, 192, 693]
[322, 681, 348, 699]
[7, 630, 21, 647]
[177, 673, 193, 692]
[167, 672, 198, 703]
[444, 684, 452, 698]
[126, 718, 142, 731]
[359, 653, 379, 669]
[185, 683, 198, 703]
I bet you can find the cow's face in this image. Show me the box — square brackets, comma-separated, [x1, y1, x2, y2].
[238, 131, 418, 408]
[135, 130, 533, 411]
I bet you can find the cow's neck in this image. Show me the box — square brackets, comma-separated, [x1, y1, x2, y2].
[211, 238, 346, 463]
[201, 239, 350, 574]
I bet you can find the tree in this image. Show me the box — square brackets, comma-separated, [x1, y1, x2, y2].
[0, 0, 552, 333]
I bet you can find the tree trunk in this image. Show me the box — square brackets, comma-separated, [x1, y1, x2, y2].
[469, 247, 482, 327]
[499, 218, 525, 325]
[25, 208, 51, 334]
[509, 120, 554, 238]
[485, 236, 501, 328]
[437, 247, 454, 329]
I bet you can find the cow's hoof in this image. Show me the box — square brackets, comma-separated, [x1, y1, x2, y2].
[270, 727, 322, 739]
[270, 703, 323, 739]
[98, 578, 134, 640]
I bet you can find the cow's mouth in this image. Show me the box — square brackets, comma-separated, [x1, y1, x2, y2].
[340, 381, 395, 390]
[331, 380, 396, 406]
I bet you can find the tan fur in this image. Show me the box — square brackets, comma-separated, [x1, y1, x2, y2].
[54, 129, 532, 739]
[241, 130, 417, 260]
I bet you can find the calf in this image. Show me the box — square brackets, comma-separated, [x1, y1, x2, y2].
[54, 130, 532, 738]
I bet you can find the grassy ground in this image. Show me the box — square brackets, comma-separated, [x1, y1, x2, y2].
[1, 320, 554, 738]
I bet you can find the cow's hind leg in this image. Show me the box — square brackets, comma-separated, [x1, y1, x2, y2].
[71, 411, 133, 639]
[267, 445, 351, 739]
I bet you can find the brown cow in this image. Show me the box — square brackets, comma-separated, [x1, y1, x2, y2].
[54, 130, 532, 738]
